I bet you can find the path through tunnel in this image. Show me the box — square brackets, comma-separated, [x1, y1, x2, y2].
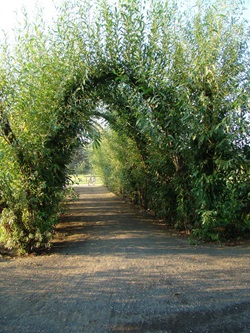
[1, 184, 249, 333]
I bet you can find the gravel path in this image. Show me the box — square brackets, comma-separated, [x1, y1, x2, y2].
[0, 185, 249, 333]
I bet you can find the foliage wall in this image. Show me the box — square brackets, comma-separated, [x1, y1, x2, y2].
[89, 0, 250, 240]
[0, 0, 249, 252]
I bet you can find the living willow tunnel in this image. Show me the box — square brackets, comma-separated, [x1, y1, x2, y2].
[0, 0, 249, 252]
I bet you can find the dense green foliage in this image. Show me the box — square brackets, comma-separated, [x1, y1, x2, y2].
[0, 0, 249, 252]
[89, 0, 250, 240]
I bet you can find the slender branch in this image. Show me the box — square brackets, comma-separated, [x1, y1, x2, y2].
[0, 109, 17, 146]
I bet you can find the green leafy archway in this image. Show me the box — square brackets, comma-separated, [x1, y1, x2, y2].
[0, 0, 249, 252]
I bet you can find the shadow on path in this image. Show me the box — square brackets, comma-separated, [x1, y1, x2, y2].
[0, 185, 249, 333]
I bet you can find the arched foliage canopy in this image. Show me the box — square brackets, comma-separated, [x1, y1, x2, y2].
[0, 0, 249, 252]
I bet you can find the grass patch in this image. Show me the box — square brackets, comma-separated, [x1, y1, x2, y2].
[70, 174, 103, 185]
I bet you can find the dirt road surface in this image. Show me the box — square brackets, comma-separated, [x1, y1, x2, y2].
[0, 185, 249, 333]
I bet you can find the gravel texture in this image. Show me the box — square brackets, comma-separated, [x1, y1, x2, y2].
[0, 185, 249, 333]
